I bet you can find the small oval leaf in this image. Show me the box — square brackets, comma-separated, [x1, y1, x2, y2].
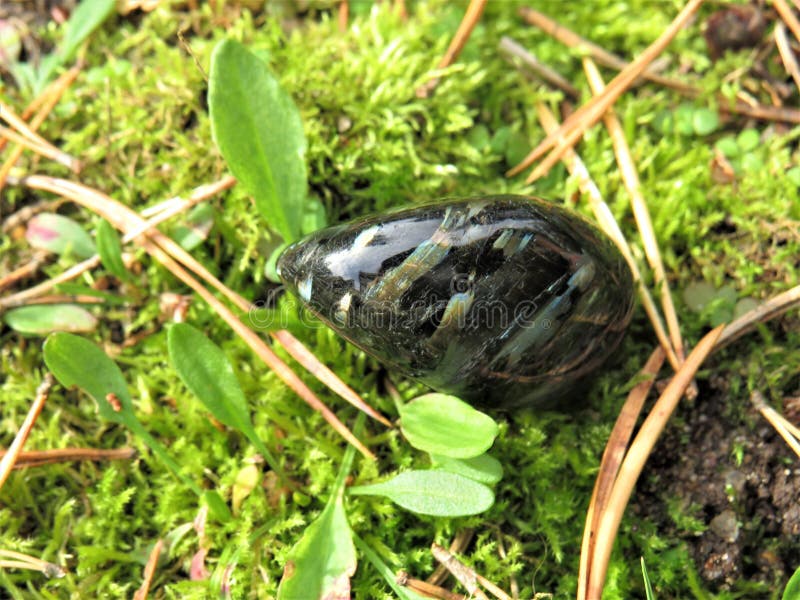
[399, 393, 499, 458]
[5, 304, 97, 335]
[26, 212, 95, 259]
[209, 39, 307, 243]
[348, 470, 495, 517]
[43, 332, 133, 425]
[96, 219, 130, 281]
[430, 452, 503, 485]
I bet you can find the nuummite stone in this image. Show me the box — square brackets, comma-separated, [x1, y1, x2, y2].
[277, 195, 634, 409]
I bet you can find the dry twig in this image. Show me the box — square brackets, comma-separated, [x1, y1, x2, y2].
[0, 446, 136, 468]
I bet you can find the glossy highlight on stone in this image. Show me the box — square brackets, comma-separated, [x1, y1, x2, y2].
[277, 195, 635, 409]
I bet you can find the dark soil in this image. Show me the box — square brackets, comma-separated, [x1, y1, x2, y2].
[635, 375, 800, 593]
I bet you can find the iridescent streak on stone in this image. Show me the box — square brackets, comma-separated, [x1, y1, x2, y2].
[277, 196, 635, 410]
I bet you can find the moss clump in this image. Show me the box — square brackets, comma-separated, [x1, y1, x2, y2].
[1, 1, 799, 598]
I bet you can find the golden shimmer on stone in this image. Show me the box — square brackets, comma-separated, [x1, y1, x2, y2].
[277, 195, 635, 409]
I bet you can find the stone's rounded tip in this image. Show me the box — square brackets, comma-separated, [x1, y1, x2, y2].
[273, 195, 635, 411]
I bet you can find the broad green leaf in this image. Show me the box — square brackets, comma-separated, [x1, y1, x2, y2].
[348, 470, 494, 517]
[26, 213, 95, 259]
[430, 452, 503, 485]
[5, 304, 97, 335]
[399, 393, 498, 458]
[691, 107, 718, 136]
[96, 219, 130, 281]
[167, 323, 280, 474]
[43, 332, 134, 425]
[277, 416, 360, 600]
[784, 566, 800, 600]
[209, 39, 307, 243]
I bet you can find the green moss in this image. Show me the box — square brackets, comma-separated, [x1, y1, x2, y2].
[1, 1, 799, 598]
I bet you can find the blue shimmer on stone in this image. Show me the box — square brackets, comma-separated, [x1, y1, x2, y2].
[277, 195, 635, 410]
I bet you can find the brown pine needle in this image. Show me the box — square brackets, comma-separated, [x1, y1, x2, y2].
[716, 284, 800, 349]
[583, 58, 686, 364]
[0, 102, 81, 172]
[17, 175, 376, 460]
[133, 539, 163, 600]
[775, 22, 800, 94]
[498, 36, 579, 98]
[517, 6, 696, 95]
[397, 571, 465, 600]
[0, 446, 136, 469]
[0, 65, 81, 189]
[0, 374, 54, 491]
[518, 5, 800, 125]
[508, 0, 705, 180]
[0, 250, 49, 292]
[416, 0, 487, 98]
[26, 175, 384, 426]
[0, 549, 65, 578]
[427, 529, 474, 586]
[751, 391, 800, 459]
[577, 347, 665, 600]
[0, 177, 236, 310]
[271, 329, 392, 427]
[0, 124, 80, 172]
[774, 0, 800, 45]
[586, 325, 724, 597]
[535, 102, 681, 371]
[430, 543, 489, 600]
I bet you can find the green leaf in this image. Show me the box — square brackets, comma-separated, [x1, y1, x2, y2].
[277, 416, 360, 600]
[43, 333, 226, 518]
[5, 304, 97, 335]
[170, 204, 215, 251]
[62, 0, 116, 61]
[167, 323, 281, 475]
[430, 452, 503, 485]
[736, 128, 760, 152]
[349, 470, 495, 517]
[35, 0, 116, 91]
[399, 393, 498, 458]
[26, 212, 96, 259]
[96, 219, 130, 281]
[691, 107, 718, 136]
[783, 565, 800, 600]
[43, 332, 135, 425]
[209, 38, 307, 243]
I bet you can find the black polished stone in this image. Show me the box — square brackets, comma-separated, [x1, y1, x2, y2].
[277, 195, 635, 409]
